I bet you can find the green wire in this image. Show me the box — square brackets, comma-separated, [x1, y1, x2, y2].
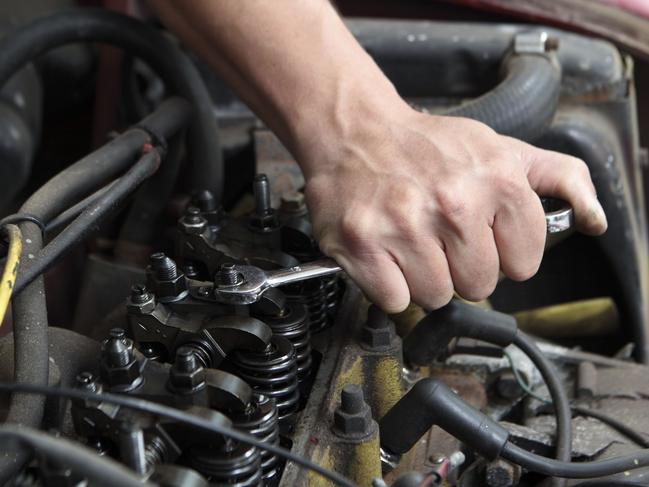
[503, 349, 552, 404]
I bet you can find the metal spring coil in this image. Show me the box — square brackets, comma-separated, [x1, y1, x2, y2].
[322, 274, 342, 320]
[189, 440, 262, 487]
[259, 303, 312, 380]
[282, 279, 328, 334]
[231, 394, 281, 483]
[229, 336, 300, 420]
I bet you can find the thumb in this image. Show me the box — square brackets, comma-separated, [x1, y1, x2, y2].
[515, 140, 607, 236]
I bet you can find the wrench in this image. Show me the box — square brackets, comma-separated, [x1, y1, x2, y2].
[212, 198, 573, 305]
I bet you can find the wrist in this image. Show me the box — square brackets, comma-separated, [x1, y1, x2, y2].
[290, 79, 412, 179]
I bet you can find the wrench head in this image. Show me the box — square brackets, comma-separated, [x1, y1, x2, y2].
[212, 264, 269, 305]
[542, 198, 574, 234]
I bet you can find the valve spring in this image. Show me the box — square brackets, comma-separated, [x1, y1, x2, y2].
[259, 303, 312, 380]
[229, 336, 299, 420]
[143, 436, 168, 471]
[189, 440, 262, 487]
[322, 274, 342, 319]
[282, 279, 328, 334]
[231, 394, 281, 482]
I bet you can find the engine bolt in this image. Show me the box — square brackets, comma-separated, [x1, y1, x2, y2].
[130, 284, 151, 304]
[253, 174, 272, 216]
[184, 206, 203, 224]
[192, 190, 217, 212]
[218, 263, 242, 286]
[175, 346, 199, 373]
[361, 305, 397, 350]
[280, 191, 306, 214]
[149, 252, 178, 281]
[103, 328, 133, 367]
[333, 384, 376, 440]
[76, 371, 100, 393]
[341, 384, 364, 414]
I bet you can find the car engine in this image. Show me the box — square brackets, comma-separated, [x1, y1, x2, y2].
[0, 4, 649, 487]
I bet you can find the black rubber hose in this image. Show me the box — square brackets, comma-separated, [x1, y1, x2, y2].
[45, 181, 116, 235]
[501, 442, 649, 479]
[0, 426, 152, 487]
[445, 54, 561, 142]
[13, 150, 162, 294]
[0, 7, 222, 231]
[0, 98, 190, 484]
[513, 332, 572, 487]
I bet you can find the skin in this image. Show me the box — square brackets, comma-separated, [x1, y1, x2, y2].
[149, 0, 608, 313]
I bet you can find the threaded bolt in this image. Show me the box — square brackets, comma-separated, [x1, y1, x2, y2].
[340, 384, 364, 414]
[184, 206, 203, 224]
[280, 191, 306, 213]
[149, 252, 178, 280]
[130, 284, 151, 304]
[103, 328, 133, 367]
[218, 262, 242, 286]
[367, 304, 389, 329]
[253, 174, 271, 215]
[192, 190, 217, 212]
[174, 346, 199, 373]
[76, 371, 100, 393]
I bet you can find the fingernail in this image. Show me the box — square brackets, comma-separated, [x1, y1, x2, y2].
[592, 202, 608, 232]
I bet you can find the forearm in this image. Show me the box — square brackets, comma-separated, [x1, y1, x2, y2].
[149, 0, 407, 176]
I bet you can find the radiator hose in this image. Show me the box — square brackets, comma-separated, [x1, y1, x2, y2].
[445, 53, 561, 142]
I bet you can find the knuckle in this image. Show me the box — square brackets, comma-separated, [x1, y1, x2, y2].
[506, 259, 541, 282]
[435, 186, 469, 225]
[338, 205, 373, 250]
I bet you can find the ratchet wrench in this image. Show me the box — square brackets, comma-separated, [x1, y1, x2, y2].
[212, 198, 573, 305]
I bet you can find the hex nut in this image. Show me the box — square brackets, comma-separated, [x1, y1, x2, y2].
[361, 325, 396, 349]
[169, 365, 206, 393]
[126, 294, 156, 315]
[147, 272, 188, 302]
[333, 385, 375, 439]
[179, 213, 207, 235]
[101, 359, 142, 391]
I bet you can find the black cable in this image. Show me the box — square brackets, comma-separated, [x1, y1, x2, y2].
[0, 381, 356, 487]
[0, 425, 152, 487]
[0, 213, 45, 235]
[513, 332, 572, 487]
[501, 441, 649, 479]
[0, 8, 222, 205]
[0, 98, 190, 485]
[14, 149, 161, 294]
[45, 181, 116, 235]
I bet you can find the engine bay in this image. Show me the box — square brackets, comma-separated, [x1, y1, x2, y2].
[0, 5, 649, 487]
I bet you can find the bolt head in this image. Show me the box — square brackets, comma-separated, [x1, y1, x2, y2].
[127, 284, 156, 314]
[333, 385, 375, 439]
[146, 271, 187, 303]
[100, 358, 142, 392]
[179, 207, 208, 235]
[280, 191, 306, 213]
[361, 322, 396, 350]
[169, 348, 206, 393]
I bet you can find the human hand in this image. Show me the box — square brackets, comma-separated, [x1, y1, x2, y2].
[303, 107, 607, 313]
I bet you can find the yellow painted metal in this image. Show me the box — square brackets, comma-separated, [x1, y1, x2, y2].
[514, 297, 618, 337]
